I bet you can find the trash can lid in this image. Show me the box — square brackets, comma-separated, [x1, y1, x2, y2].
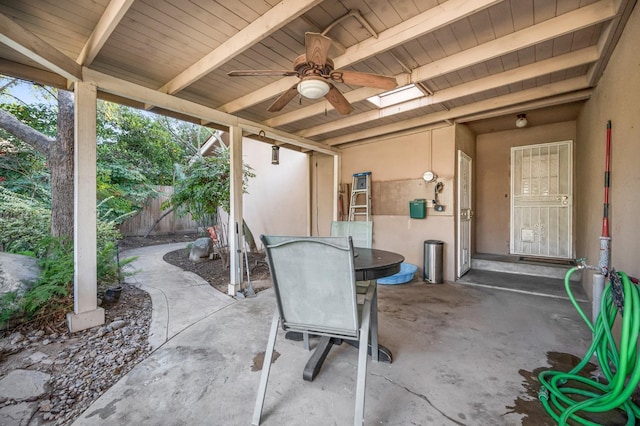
[425, 240, 444, 244]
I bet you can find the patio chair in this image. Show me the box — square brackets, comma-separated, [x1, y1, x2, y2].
[331, 220, 376, 301]
[330, 221, 372, 248]
[252, 235, 378, 426]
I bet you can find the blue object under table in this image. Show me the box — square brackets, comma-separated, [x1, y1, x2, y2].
[376, 262, 417, 285]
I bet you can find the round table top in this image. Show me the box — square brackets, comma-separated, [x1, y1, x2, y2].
[353, 248, 404, 281]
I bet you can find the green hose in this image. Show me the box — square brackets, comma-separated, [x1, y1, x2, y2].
[538, 267, 640, 425]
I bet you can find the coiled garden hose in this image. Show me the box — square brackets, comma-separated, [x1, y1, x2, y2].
[538, 267, 640, 425]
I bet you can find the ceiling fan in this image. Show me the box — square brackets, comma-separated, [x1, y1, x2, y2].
[227, 32, 398, 115]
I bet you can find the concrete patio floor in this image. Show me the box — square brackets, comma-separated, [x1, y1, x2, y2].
[72, 244, 594, 425]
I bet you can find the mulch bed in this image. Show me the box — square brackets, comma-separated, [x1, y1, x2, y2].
[118, 233, 271, 295]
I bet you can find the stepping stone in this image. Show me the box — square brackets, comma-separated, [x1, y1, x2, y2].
[0, 369, 50, 401]
[0, 402, 38, 425]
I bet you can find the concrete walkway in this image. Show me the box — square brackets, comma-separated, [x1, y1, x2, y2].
[68, 243, 595, 425]
[119, 243, 235, 350]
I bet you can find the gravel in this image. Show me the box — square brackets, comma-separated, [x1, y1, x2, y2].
[0, 283, 152, 425]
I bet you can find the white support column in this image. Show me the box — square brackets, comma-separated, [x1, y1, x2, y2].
[67, 82, 104, 332]
[333, 154, 340, 222]
[228, 125, 243, 296]
[307, 153, 312, 236]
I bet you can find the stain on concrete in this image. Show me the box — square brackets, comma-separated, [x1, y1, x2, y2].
[252, 350, 280, 372]
[85, 397, 122, 420]
[506, 351, 629, 425]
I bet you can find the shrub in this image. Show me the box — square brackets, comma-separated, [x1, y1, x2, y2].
[0, 190, 137, 328]
[21, 236, 74, 317]
[0, 187, 50, 253]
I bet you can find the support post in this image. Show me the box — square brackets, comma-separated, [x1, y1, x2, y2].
[333, 154, 340, 222]
[67, 82, 104, 332]
[228, 125, 243, 296]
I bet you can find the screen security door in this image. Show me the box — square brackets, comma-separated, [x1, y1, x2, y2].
[510, 141, 573, 259]
[457, 150, 472, 278]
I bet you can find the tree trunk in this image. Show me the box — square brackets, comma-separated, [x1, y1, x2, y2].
[49, 90, 74, 240]
[143, 207, 174, 237]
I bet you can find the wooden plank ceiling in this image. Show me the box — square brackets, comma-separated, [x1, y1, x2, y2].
[0, 0, 636, 150]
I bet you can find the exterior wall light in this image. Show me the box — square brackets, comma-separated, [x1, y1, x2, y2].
[271, 145, 280, 165]
[516, 113, 528, 128]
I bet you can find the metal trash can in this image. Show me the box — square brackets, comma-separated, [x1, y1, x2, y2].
[423, 240, 444, 283]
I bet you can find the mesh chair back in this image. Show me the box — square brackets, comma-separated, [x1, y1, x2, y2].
[330, 221, 372, 248]
[261, 235, 359, 338]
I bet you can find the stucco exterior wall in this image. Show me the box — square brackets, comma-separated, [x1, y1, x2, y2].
[576, 4, 640, 299]
[310, 152, 335, 237]
[339, 125, 457, 282]
[475, 122, 576, 255]
[242, 138, 309, 249]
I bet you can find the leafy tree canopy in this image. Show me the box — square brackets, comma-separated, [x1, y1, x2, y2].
[164, 145, 255, 231]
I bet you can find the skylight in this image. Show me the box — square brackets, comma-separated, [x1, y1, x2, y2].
[366, 84, 425, 108]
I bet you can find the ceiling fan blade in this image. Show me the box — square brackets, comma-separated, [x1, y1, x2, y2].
[305, 32, 332, 66]
[330, 70, 397, 90]
[228, 70, 299, 77]
[324, 85, 354, 115]
[267, 84, 299, 112]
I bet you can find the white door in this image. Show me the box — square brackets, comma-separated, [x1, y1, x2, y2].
[510, 141, 573, 258]
[457, 150, 472, 278]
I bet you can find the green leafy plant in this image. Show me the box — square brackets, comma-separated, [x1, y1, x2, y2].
[0, 187, 50, 253]
[0, 191, 139, 328]
[97, 240, 138, 287]
[0, 291, 21, 328]
[21, 236, 74, 317]
[163, 146, 255, 232]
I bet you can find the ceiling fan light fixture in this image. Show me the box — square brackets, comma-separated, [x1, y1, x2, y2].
[516, 113, 528, 128]
[297, 78, 330, 99]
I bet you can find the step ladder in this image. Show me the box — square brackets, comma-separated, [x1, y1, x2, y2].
[349, 172, 371, 221]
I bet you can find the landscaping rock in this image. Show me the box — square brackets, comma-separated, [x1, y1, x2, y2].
[188, 237, 212, 263]
[0, 401, 38, 425]
[0, 369, 50, 401]
[0, 252, 40, 296]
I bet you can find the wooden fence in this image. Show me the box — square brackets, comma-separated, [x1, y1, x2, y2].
[118, 186, 199, 236]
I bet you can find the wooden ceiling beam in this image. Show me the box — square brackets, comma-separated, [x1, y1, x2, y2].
[325, 77, 591, 146]
[0, 59, 67, 89]
[454, 90, 592, 123]
[220, 0, 502, 113]
[0, 12, 82, 82]
[299, 47, 599, 138]
[82, 68, 338, 156]
[159, 0, 322, 96]
[331, 0, 502, 69]
[76, 0, 134, 66]
[588, 0, 636, 85]
[257, 0, 613, 128]
[412, 0, 616, 82]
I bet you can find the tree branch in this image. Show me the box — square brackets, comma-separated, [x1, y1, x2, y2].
[0, 106, 54, 156]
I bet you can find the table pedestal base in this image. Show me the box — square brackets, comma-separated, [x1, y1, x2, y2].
[301, 335, 393, 382]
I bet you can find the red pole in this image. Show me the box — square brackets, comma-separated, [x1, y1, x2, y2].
[602, 120, 612, 237]
[599, 121, 612, 275]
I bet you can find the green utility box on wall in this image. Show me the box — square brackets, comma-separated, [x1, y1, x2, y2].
[409, 199, 427, 219]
